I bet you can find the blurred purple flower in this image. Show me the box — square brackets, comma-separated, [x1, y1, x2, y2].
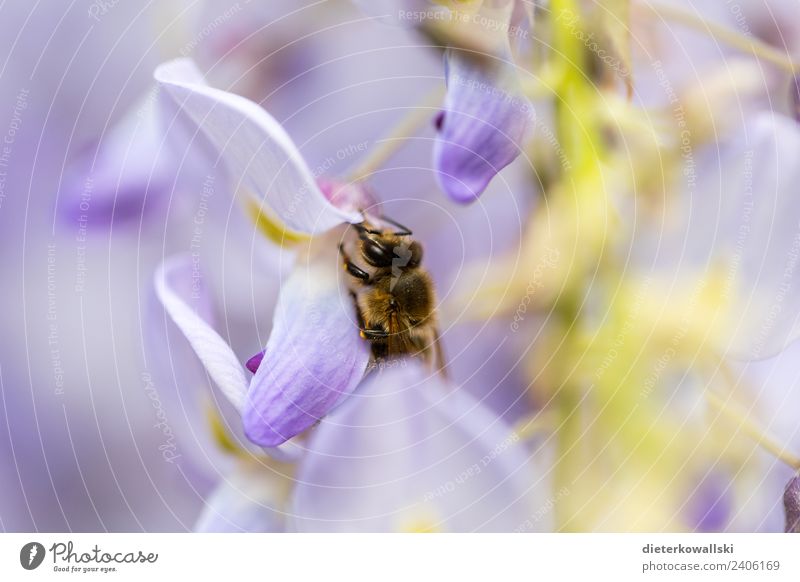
[57, 102, 173, 227]
[192, 361, 546, 532]
[290, 360, 545, 532]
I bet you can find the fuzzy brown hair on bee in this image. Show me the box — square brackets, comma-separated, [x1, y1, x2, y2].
[339, 214, 446, 375]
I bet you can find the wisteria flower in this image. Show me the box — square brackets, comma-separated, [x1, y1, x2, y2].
[153, 57, 417, 449]
[446, 0, 800, 531]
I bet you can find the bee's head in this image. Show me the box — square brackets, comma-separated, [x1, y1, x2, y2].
[361, 236, 423, 269]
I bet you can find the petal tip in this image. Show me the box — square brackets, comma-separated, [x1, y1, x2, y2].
[242, 412, 292, 448]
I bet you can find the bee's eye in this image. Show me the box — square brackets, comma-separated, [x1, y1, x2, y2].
[363, 238, 393, 267]
[408, 241, 423, 268]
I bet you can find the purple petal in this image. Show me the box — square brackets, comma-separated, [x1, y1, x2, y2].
[434, 45, 532, 203]
[155, 256, 304, 463]
[289, 360, 546, 532]
[243, 258, 371, 447]
[154, 58, 361, 233]
[687, 472, 731, 532]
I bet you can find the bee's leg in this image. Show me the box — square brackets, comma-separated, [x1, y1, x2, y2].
[349, 292, 384, 339]
[360, 328, 389, 340]
[339, 243, 370, 282]
[350, 294, 387, 361]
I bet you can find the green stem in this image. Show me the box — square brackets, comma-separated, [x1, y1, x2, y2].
[547, 0, 611, 531]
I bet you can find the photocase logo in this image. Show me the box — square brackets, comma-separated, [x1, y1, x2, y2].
[20, 542, 46, 570]
[390, 243, 412, 291]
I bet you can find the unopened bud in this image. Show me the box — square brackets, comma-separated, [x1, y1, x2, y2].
[783, 474, 800, 533]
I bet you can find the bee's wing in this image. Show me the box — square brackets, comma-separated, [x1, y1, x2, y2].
[429, 326, 448, 378]
[408, 323, 448, 378]
[385, 314, 447, 377]
[386, 312, 414, 356]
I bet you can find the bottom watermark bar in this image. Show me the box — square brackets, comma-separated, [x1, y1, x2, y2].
[0, 534, 797, 580]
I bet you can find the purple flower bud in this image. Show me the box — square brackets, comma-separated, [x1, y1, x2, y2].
[434, 111, 445, 132]
[783, 474, 800, 533]
[434, 48, 533, 203]
[245, 350, 265, 374]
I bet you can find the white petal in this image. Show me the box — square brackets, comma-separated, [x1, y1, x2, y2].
[194, 464, 287, 532]
[637, 113, 800, 359]
[154, 58, 360, 234]
[154, 255, 248, 413]
[730, 114, 800, 358]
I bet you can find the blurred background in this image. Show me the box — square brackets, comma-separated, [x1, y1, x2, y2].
[3, 0, 800, 533]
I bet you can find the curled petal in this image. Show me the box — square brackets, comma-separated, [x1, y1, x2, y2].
[434, 46, 532, 203]
[289, 360, 545, 532]
[155, 256, 303, 463]
[154, 58, 361, 233]
[243, 257, 371, 447]
[195, 465, 286, 532]
[155, 256, 249, 413]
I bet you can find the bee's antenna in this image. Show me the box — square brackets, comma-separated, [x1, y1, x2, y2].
[353, 208, 383, 235]
[380, 215, 412, 236]
[353, 222, 383, 236]
[353, 209, 412, 237]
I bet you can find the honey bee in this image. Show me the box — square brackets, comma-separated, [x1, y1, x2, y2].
[339, 214, 446, 375]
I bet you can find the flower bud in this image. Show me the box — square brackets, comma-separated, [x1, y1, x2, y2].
[783, 474, 800, 533]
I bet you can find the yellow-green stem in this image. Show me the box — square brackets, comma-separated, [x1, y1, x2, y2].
[648, 1, 799, 74]
[547, 0, 612, 531]
[706, 368, 800, 470]
[348, 86, 444, 183]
